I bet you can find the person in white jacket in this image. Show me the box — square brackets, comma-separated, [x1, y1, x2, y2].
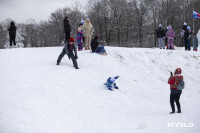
[83, 18, 94, 50]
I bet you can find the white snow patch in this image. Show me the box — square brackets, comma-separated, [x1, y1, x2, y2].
[0, 46, 200, 133]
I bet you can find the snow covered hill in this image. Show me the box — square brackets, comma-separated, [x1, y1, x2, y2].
[0, 46, 200, 133]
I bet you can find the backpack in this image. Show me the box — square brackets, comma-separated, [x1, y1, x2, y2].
[177, 77, 185, 90]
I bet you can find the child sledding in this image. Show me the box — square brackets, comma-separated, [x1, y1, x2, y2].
[104, 76, 119, 91]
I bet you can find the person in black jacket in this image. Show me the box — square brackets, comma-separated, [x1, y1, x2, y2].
[57, 37, 79, 69]
[64, 17, 71, 41]
[187, 26, 192, 51]
[91, 35, 107, 55]
[156, 24, 165, 49]
[8, 21, 17, 48]
[182, 24, 189, 50]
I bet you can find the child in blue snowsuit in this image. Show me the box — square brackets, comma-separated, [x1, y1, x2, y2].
[105, 76, 119, 90]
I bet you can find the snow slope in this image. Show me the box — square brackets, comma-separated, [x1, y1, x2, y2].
[0, 46, 200, 133]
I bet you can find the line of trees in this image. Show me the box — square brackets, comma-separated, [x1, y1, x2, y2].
[0, 0, 200, 49]
[88, 0, 200, 47]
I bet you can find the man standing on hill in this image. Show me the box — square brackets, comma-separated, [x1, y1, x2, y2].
[64, 17, 71, 41]
[156, 24, 165, 49]
[8, 21, 17, 48]
[182, 23, 189, 50]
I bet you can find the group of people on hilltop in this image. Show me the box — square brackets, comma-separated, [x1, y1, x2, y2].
[57, 16, 107, 69]
[156, 24, 176, 50]
[156, 23, 198, 51]
[181, 22, 199, 51]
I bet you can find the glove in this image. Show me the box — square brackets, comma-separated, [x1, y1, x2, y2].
[108, 88, 113, 91]
[114, 83, 119, 89]
[75, 55, 78, 59]
[115, 86, 119, 89]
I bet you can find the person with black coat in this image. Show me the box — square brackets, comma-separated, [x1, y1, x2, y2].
[63, 17, 71, 41]
[57, 37, 79, 69]
[182, 24, 189, 50]
[187, 26, 192, 51]
[8, 21, 17, 48]
[156, 24, 165, 49]
[91, 35, 107, 55]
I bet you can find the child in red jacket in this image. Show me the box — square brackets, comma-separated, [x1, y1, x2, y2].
[168, 68, 183, 114]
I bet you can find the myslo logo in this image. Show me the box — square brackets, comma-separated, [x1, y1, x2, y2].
[168, 122, 193, 128]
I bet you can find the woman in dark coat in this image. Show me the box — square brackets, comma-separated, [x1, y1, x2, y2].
[8, 21, 17, 47]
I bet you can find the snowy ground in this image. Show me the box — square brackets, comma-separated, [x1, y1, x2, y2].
[0, 46, 200, 133]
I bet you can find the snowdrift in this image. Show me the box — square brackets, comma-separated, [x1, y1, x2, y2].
[0, 46, 200, 133]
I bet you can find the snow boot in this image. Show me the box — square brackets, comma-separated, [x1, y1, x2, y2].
[75, 66, 79, 69]
[177, 110, 181, 113]
[56, 62, 59, 65]
[169, 111, 175, 114]
[170, 109, 175, 114]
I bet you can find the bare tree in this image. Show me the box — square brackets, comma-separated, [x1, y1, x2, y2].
[0, 0, 199, 49]
[0, 23, 7, 48]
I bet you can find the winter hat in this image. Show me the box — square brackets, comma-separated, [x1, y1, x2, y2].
[94, 35, 99, 40]
[85, 18, 90, 23]
[110, 77, 115, 82]
[182, 25, 187, 30]
[168, 25, 172, 30]
[65, 17, 69, 20]
[81, 20, 85, 24]
[175, 68, 182, 75]
[187, 26, 191, 29]
[79, 23, 83, 26]
[159, 24, 162, 27]
[184, 22, 187, 26]
[10, 21, 15, 26]
[69, 37, 74, 42]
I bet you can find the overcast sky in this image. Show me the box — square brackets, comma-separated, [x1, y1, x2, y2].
[0, 0, 88, 23]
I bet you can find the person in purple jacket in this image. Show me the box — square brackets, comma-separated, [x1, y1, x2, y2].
[166, 25, 175, 50]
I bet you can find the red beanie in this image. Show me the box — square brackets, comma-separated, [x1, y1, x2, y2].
[175, 68, 182, 75]
[70, 37, 74, 42]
